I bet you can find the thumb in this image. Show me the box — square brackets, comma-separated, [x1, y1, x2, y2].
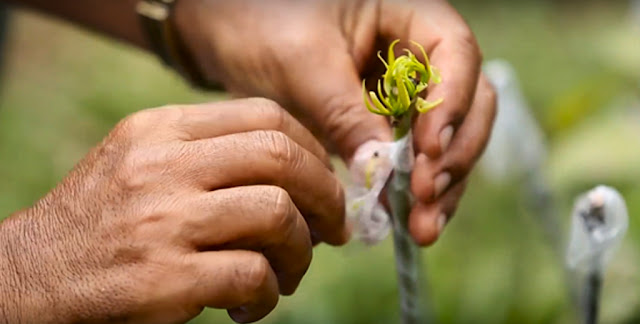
[286, 51, 391, 162]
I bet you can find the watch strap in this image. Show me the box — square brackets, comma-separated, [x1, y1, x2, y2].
[136, 0, 221, 89]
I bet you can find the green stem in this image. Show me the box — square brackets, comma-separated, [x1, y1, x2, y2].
[388, 110, 433, 324]
[392, 113, 412, 139]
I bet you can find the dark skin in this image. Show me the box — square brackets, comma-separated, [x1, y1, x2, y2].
[3, 0, 147, 48]
[1, 100, 346, 323]
[0, 0, 496, 323]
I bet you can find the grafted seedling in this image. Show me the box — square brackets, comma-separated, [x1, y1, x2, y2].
[361, 40, 442, 324]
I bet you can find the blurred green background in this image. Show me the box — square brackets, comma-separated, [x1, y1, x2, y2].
[0, 0, 638, 323]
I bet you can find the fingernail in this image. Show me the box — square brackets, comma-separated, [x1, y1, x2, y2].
[437, 213, 447, 233]
[433, 172, 451, 198]
[439, 125, 454, 153]
[229, 307, 252, 323]
[238, 306, 249, 313]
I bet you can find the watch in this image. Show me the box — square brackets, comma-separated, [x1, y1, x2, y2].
[136, 0, 221, 89]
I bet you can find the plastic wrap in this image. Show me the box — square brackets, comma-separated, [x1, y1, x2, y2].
[481, 60, 547, 182]
[566, 186, 629, 272]
[346, 132, 414, 245]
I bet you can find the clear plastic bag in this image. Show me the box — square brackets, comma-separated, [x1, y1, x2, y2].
[346, 132, 414, 245]
[482, 60, 547, 182]
[566, 186, 629, 272]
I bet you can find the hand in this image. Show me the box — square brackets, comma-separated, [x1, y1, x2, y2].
[174, 0, 497, 245]
[0, 99, 346, 324]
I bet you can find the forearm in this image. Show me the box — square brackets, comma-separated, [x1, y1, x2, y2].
[3, 0, 150, 50]
[0, 212, 57, 324]
[0, 215, 25, 323]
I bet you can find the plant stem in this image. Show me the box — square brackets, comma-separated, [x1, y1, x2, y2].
[388, 110, 432, 324]
[582, 268, 602, 324]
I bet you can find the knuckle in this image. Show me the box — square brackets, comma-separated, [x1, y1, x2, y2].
[251, 98, 289, 132]
[247, 97, 283, 113]
[120, 110, 156, 133]
[260, 102, 288, 131]
[166, 105, 190, 126]
[448, 151, 474, 177]
[259, 131, 303, 170]
[263, 186, 296, 236]
[239, 255, 273, 294]
[116, 152, 151, 191]
[447, 105, 469, 128]
[117, 106, 178, 139]
[115, 146, 169, 191]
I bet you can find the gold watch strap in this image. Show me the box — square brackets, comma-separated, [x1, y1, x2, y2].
[136, 0, 221, 90]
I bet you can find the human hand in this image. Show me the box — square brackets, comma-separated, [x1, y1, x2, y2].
[174, 0, 497, 245]
[0, 99, 345, 324]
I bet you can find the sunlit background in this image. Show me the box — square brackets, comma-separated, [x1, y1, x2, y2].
[0, 0, 638, 323]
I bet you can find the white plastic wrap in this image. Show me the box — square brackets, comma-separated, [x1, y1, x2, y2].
[481, 60, 547, 182]
[566, 186, 629, 272]
[346, 132, 414, 245]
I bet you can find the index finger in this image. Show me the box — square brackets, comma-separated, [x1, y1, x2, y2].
[183, 131, 348, 246]
[146, 98, 333, 168]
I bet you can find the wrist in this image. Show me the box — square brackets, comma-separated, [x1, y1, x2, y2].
[137, 0, 225, 89]
[171, 0, 225, 87]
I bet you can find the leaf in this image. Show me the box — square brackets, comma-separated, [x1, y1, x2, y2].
[383, 66, 394, 96]
[363, 81, 382, 114]
[404, 77, 416, 96]
[411, 40, 443, 85]
[369, 91, 391, 115]
[430, 66, 442, 84]
[377, 80, 391, 108]
[416, 97, 444, 113]
[403, 49, 415, 60]
[377, 51, 388, 68]
[411, 40, 432, 69]
[395, 73, 411, 112]
[416, 82, 429, 94]
[388, 39, 400, 66]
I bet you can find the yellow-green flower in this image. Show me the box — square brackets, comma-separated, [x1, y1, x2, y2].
[363, 40, 443, 118]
